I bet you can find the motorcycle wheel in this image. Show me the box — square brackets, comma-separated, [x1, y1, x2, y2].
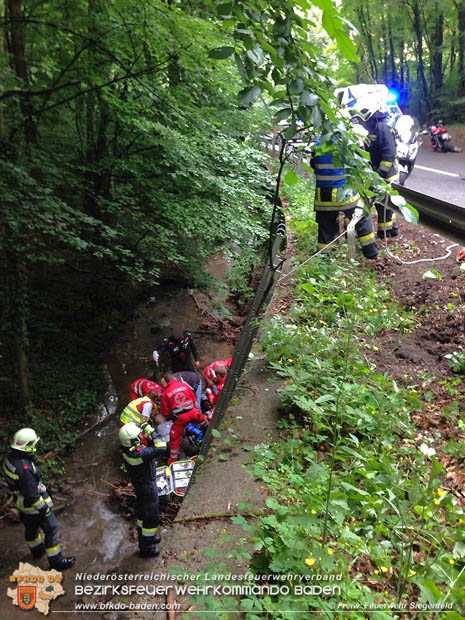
[399, 171, 408, 186]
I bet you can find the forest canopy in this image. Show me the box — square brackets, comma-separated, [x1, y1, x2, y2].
[340, 0, 465, 122]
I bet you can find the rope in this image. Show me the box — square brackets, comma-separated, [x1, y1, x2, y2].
[380, 196, 459, 265]
[277, 226, 350, 284]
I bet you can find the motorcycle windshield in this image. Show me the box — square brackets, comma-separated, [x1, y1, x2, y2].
[394, 115, 420, 143]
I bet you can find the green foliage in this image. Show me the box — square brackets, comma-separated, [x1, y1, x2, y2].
[210, 176, 465, 614]
[340, 0, 465, 122]
[0, 0, 275, 427]
[445, 351, 465, 374]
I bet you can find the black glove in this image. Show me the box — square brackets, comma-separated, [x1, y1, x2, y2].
[39, 504, 52, 519]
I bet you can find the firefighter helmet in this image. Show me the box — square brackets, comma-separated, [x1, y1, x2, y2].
[11, 428, 40, 452]
[119, 423, 142, 447]
[349, 95, 386, 122]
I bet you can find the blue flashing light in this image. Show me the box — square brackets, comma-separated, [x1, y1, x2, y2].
[387, 89, 399, 104]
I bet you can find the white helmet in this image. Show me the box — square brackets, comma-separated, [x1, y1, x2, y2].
[119, 423, 141, 447]
[11, 428, 40, 452]
[349, 95, 386, 122]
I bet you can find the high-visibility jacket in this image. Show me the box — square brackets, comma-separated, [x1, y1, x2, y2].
[159, 380, 196, 418]
[130, 378, 161, 401]
[3, 450, 54, 515]
[120, 396, 154, 427]
[312, 151, 360, 211]
[204, 358, 232, 386]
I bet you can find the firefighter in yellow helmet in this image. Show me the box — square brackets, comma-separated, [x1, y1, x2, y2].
[3, 428, 75, 570]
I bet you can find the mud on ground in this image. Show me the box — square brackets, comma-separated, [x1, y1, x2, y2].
[369, 216, 465, 500]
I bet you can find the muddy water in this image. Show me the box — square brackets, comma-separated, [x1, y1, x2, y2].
[0, 276, 233, 618]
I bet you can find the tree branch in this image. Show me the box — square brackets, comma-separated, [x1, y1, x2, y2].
[0, 79, 81, 101]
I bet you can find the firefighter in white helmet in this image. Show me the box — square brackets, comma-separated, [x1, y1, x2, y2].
[119, 423, 168, 558]
[349, 96, 400, 238]
[3, 428, 75, 569]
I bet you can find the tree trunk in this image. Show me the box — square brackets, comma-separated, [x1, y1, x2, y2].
[356, 1, 378, 81]
[456, 0, 465, 98]
[7, 0, 35, 153]
[388, 9, 397, 86]
[9, 252, 32, 410]
[431, 1, 444, 103]
[410, 0, 429, 118]
[380, 11, 389, 84]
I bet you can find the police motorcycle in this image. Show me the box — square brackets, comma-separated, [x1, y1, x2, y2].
[392, 114, 421, 185]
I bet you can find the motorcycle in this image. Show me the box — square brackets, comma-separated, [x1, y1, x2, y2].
[392, 115, 421, 185]
[423, 121, 459, 152]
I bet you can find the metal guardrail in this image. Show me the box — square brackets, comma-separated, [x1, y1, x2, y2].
[393, 183, 465, 243]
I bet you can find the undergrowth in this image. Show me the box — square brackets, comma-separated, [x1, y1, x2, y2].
[189, 177, 465, 619]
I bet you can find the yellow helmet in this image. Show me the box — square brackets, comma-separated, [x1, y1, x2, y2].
[11, 428, 40, 452]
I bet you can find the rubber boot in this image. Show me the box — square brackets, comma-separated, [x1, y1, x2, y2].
[49, 554, 76, 570]
[140, 546, 161, 558]
[31, 543, 45, 559]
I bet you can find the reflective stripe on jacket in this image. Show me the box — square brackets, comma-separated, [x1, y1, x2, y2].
[120, 396, 152, 426]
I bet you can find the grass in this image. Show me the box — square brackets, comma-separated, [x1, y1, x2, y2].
[191, 176, 465, 619]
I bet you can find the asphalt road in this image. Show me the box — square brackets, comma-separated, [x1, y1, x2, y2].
[405, 144, 465, 208]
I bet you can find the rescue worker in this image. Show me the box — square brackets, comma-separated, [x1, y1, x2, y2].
[159, 373, 207, 464]
[203, 361, 229, 408]
[203, 358, 232, 388]
[311, 141, 379, 259]
[120, 390, 160, 446]
[119, 423, 168, 558]
[3, 428, 75, 570]
[160, 370, 202, 409]
[153, 326, 200, 373]
[120, 390, 159, 429]
[129, 378, 162, 402]
[349, 98, 400, 238]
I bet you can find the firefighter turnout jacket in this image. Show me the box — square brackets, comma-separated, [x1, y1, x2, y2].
[3, 450, 53, 516]
[120, 441, 167, 553]
[312, 149, 360, 212]
[367, 118, 399, 182]
[3, 450, 64, 563]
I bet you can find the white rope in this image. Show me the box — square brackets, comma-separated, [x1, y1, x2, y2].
[380, 197, 459, 264]
[278, 226, 350, 284]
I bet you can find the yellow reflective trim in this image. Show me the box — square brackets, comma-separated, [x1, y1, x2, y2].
[122, 452, 144, 466]
[27, 534, 43, 547]
[378, 220, 393, 229]
[314, 193, 360, 208]
[3, 466, 19, 480]
[380, 160, 394, 168]
[46, 545, 61, 556]
[136, 519, 143, 527]
[359, 233, 375, 243]
[141, 527, 159, 536]
[33, 496, 46, 509]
